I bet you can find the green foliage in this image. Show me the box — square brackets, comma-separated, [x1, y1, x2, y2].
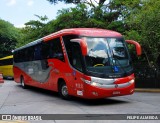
[125, 30, 142, 43]
[0, 19, 19, 57]
[47, 0, 105, 5]
[54, 4, 91, 29]
[125, 0, 160, 65]
[107, 21, 125, 33]
[16, 15, 49, 48]
[47, 3, 124, 33]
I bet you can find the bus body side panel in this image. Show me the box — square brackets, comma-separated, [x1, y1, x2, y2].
[14, 63, 50, 89]
[67, 70, 86, 98]
[14, 60, 51, 88]
[13, 66, 22, 83]
[28, 59, 67, 91]
[46, 59, 68, 91]
[46, 55, 82, 95]
[13, 65, 32, 84]
[13, 59, 69, 91]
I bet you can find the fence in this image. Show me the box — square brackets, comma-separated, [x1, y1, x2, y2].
[134, 63, 160, 88]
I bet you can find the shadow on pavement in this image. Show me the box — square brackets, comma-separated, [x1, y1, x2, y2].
[16, 84, 130, 106]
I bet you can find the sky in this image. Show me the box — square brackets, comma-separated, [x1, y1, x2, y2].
[0, 0, 75, 27]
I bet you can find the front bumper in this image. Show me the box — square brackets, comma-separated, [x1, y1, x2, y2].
[81, 82, 134, 99]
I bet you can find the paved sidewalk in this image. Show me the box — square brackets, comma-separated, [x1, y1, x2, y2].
[135, 88, 160, 93]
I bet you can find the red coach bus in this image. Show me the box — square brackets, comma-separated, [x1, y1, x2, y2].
[13, 28, 141, 99]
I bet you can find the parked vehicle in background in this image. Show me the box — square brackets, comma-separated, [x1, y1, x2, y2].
[0, 55, 13, 79]
[13, 28, 141, 99]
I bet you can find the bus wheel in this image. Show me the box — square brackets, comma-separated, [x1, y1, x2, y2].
[20, 76, 26, 89]
[59, 82, 70, 100]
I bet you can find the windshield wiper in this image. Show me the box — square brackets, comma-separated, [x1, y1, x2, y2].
[105, 41, 127, 75]
[113, 57, 128, 75]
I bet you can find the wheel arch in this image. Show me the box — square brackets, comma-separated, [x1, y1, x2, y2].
[57, 78, 71, 99]
[20, 75, 24, 82]
[57, 78, 66, 91]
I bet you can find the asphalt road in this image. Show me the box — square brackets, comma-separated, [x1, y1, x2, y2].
[0, 80, 160, 123]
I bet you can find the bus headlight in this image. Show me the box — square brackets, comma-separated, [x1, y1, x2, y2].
[81, 78, 101, 86]
[91, 82, 101, 87]
[81, 77, 116, 87]
[129, 79, 135, 84]
[81, 78, 102, 87]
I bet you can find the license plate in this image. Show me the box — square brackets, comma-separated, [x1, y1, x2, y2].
[113, 91, 120, 95]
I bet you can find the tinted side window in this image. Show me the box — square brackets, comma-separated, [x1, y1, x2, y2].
[44, 38, 64, 62]
[19, 49, 25, 62]
[28, 46, 35, 61]
[34, 44, 42, 60]
[0, 58, 13, 66]
[14, 46, 34, 63]
[42, 42, 50, 59]
[72, 43, 83, 71]
[14, 38, 64, 62]
[63, 35, 83, 71]
[62, 35, 79, 64]
[14, 51, 18, 63]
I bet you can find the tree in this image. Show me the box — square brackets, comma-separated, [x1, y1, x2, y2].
[125, 0, 160, 66]
[0, 19, 19, 57]
[46, 2, 126, 33]
[46, 0, 144, 34]
[47, 0, 106, 5]
[17, 15, 49, 47]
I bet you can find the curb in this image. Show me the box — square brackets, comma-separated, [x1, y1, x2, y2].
[135, 88, 160, 93]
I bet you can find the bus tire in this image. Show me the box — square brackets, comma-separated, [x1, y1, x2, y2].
[58, 82, 70, 100]
[20, 76, 27, 89]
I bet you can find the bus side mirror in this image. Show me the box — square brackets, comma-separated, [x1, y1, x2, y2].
[70, 39, 87, 56]
[126, 40, 142, 56]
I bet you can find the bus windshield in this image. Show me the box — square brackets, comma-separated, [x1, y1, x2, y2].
[83, 37, 132, 76]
